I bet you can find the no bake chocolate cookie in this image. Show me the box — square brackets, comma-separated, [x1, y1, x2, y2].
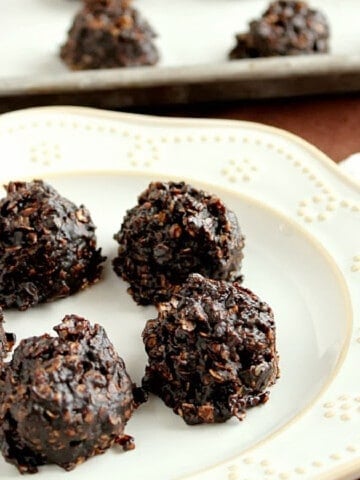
[0, 180, 105, 311]
[142, 273, 279, 425]
[113, 181, 245, 305]
[61, 0, 159, 69]
[230, 0, 329, 59]
[0, 315, 135, 473]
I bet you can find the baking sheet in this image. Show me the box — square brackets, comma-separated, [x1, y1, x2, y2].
[1, 0, 360, 109]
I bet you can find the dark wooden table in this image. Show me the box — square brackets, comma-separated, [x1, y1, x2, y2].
[135, 93, 360, 164]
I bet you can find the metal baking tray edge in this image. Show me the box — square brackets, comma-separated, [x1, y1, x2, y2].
[1, 54, 360, 111]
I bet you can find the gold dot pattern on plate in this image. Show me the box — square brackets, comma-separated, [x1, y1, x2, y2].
[221, 158, 259, 183]
[126, 138, 160, 169]
[291, 155, 329, 188]
[355, 328, 360, 344]
[29, 141, 61, 167]
[278, 472, 290, 479]
[209, 133, 357, 222]
[322, 395, 360, 421]
[346, 444, 358, 453]
[339, 199, 360, 212]
[296, 194, 339, 223]
[225, 438, 360, 480]
[227, 457, 278, 479]
[12, 120, 358, 212]
[264, 468, 276, 476]
[351, 255, 360, 273]
[227, 464, 239, 480]
[294, 466, 306, 475]
[286, 155, 360, 218]
[201, 400, 360, 480]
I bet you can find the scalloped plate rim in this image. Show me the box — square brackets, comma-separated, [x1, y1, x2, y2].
[0, 106, 359, 480]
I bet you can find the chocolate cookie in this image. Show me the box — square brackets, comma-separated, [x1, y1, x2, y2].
[142, 273, 279, 425]
[0, 180, 105, 310]
[61, 0, 159, 69]
[230, 1, 329, 59]
[113, 181, 245, 305]
[0, 315, 135, 473]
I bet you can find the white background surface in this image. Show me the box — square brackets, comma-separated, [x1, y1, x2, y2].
[1, 0, 360, 78]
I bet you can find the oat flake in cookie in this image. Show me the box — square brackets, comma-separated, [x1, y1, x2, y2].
[0, 309, 15, 362]
[60, 0, 159, 70]
[113, 181, 245, 305]
[229, 0, 329, 59]
[142, 273, 279, 425]
[0, 315, 135, 474]
[0, 180, 105, 311]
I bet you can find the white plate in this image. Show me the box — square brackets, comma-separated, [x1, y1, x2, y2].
[0, 107, 359, 480]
